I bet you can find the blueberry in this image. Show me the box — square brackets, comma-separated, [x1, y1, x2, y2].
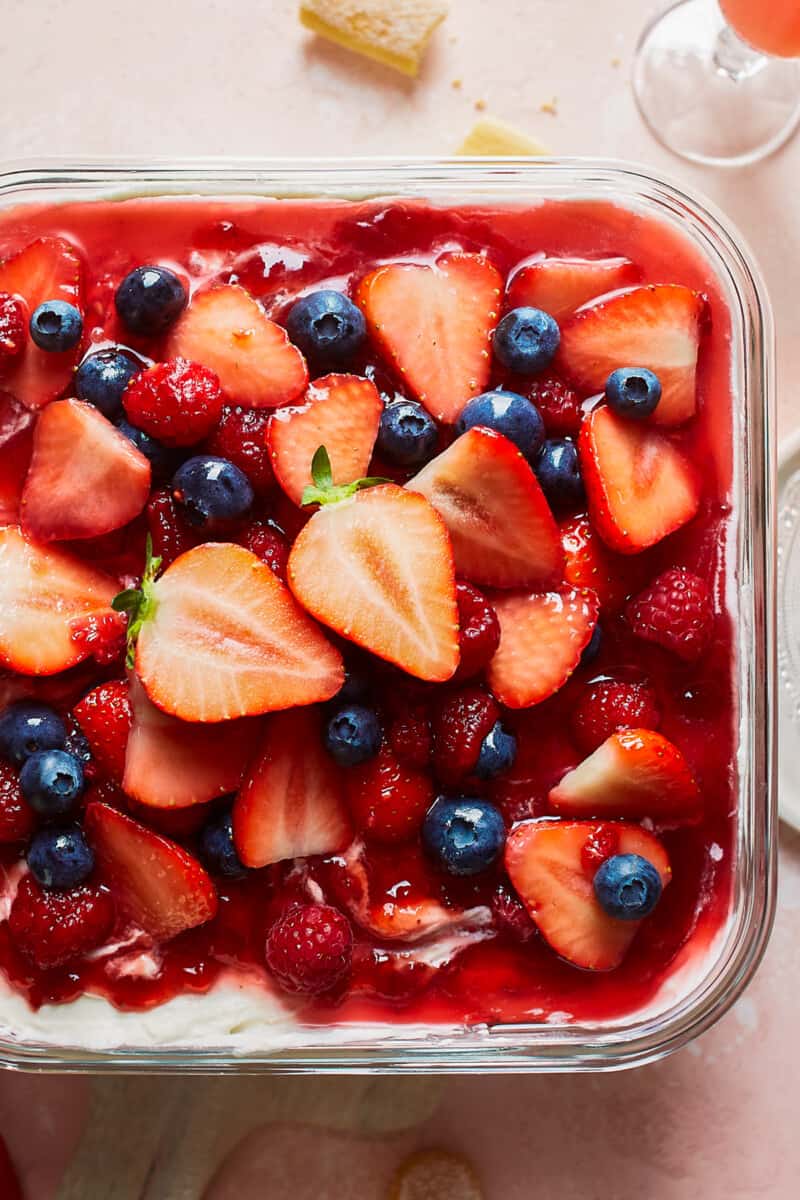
[27, 825, 94, 890]
[117, 420, 179, 483]
[456, 390, 544, 463]
[200, 808, 247, 879]
[422, 797, 506, 876]
[324, 704, 382, 767]
[172, 456, 254, 530]
[75, 347, 143, 418]
[581, 624, 603, 665]
[20, 750, 84, 817]
[606, 367, 662, 420]
[286, 290, 366, 365]
[115, 265, 187, 337]
[594, 853, 663, 920]
[493, 307, 560, 374]
[475, 721, 517, 780]
[29, 301, 83, 353]
[535, 438, 585, 510]
[0, 703, 66, 766]
[377, 400, 438, 467]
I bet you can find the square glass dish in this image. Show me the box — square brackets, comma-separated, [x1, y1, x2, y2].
[0, 159, 776, 1073]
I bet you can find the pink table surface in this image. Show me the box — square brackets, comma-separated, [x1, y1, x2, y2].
[1, 1, 799, 1197]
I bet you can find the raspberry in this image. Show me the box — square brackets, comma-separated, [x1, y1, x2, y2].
[432, 687, 499, 786]
[69, 609, 128, 667]
[207, 406, 274, 495]
[240, 521, 289, 580]
[526, 374, 582, 437]
[347, 743, 434, 844]
[0, 292, 26, 367]
[73, 681, 133, 784]
[627, 568, 714, 662]
[571, 679, 661, 755]
[453, 581, 501, 682]
[265, 903, 353, 996]
[146, 486, 198, 566]
[8, 874, 115, 970]
[123, 357, 223, 446]
[580, 825, 621, 874]
[491, 883, 537, 942]
[388, 704, 432, 769]
[0, 761, 35, 844]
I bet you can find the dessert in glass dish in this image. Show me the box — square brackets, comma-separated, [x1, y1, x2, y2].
[0, 161, 774, 1072]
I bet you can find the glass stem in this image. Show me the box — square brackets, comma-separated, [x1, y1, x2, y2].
[713, 22, 768, 81]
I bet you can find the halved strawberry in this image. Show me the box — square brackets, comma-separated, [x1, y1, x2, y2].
[0, 237, 83, 410]
[578, 406, 700, 554]
[0, 527, 117, 675]
[130, 541, 342, 722]
[269, 373, 382, 505]
[0, 392, 35, 524]
[506, 255, 640, 322]
[487, 588, 599, 709]
[20, 398, 151, 542]
[234, 707, 352, 868]
[357, 252, 502, 423]
[288, 483, 459, 682]
[84, 801, 218, 941]
[407, 427, 563, 589]
[560, 512, 647, 614]
[123, 676, 259, 809]
[165, 284, 308, 408]
[505, 819, 671, 970]
[557, 284, 706, 426]
[549, 729, 702, 826]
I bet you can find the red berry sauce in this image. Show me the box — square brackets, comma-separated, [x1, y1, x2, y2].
[0, 194, 736, 1034]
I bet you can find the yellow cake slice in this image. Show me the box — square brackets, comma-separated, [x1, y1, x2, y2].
[299, 0, 448, 77]
[456, 116, 549, 156]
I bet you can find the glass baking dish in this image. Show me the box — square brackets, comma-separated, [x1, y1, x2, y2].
[0, 158, 776, 1074]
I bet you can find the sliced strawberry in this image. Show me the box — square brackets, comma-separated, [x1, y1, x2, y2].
[73, 680, 133, 784]
[488, 588, 599, 709]
[233, 707, 352, 868]
[0, 237, 83, 410]
[288, 484, 459, 682]
[165, 284, 308, 409]
[0, 527, 117, 675]
[0, 392, 35, 524]
[85, 801, 218, 941]
[123, 676, 258, 809]
[21, 398, 151, 542]
[135, 541, 343, 721]
[505, 819, 671, 970]
[357, 252, 502, 424]
[507, 255, 640, 322]
[269, 373, 382, 505]
[549, 729, 702, 826]
[557, 284, 706, 426]
[560, 512, 647, 614]
[407, 427, 563, 589]
[578, 406, 700, 554]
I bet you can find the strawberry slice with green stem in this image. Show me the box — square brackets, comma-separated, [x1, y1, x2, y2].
[407, 426, 564, 589]
[114, 534, 344, 722]
[268, 373, 383, 506]
[0, 236, 83, 410]
[505, 819, 671, 970]
[288, 446, 460, 682]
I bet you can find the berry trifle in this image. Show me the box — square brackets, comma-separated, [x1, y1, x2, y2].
[0, 184, 745, 1059]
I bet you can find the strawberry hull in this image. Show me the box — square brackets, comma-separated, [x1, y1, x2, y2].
[0, 178, 764, 1071]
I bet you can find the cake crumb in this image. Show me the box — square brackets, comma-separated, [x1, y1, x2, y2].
[451, 78, 462, 89]
[540, 96, 558, 116]
[474, 98, 487, 111]
[611, 55, 621, 67]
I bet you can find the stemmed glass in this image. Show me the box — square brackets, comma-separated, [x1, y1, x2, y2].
[633, 0, 800, 165]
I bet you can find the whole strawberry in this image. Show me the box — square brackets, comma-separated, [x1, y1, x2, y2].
[627, 568, 714, 662]
[146, 487, 199, 567]
[265, 903, 353, 996]
[571, 679, 661, 755]
[0, 291, 26, 367]
[240, 521, 289, 581]
[347, 742, 433, 843]
[123, 357, 223, 446]
[8, 875, 115, 970]
[453, 581, 500, 682]
[0, 761, 35, 844]
[432, 687, 499, 786]
[69, 610, 128, 667]
[73, 681, 133, 784]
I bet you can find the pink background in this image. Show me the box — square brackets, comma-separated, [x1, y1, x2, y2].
[1, 1, 799, 1196]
